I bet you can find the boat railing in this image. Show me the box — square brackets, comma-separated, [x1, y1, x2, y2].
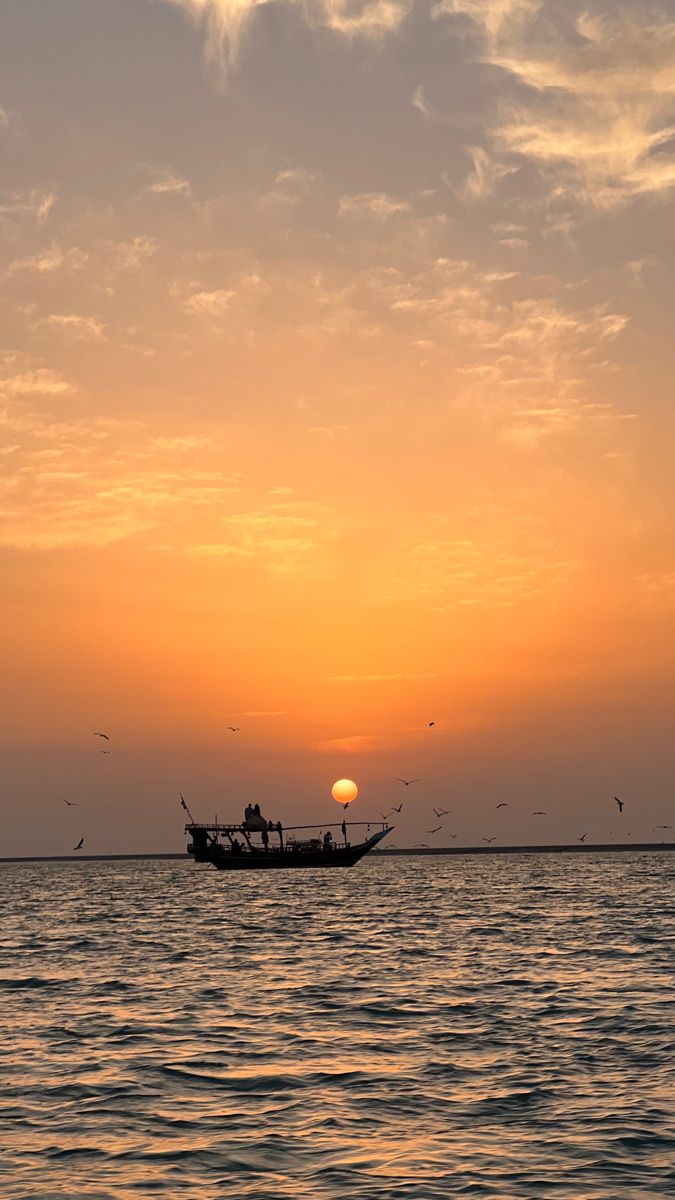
[185, 820, 389, 833]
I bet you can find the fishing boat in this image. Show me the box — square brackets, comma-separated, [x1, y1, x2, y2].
[185, 815, 392, 871]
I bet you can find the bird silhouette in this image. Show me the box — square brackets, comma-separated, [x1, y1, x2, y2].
[227, 726, 240, 732]
[532, 810, 546, 815]
[614, 796, 624, 813]
[496, 803, 510, 809]
[426, 825, 443, 833]
[93, 732, 110, 740]
[62, 799, 78, 807]
[396, 778, 419, 786]
[414, 843, 430, 848]
[655, 825, 672, 830]
[390, 803, 404, 813]
[427, 721, 435, 727]
[378, 811, 390, 821]
[433, 807, 452, 817]
[73, 837, 84, 851]
[100, 750, 111, 755]
[482, 836, 497, 843]
[577, 834, 587, 842]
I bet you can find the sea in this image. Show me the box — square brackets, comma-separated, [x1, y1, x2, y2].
[1, 852, 673, 1199]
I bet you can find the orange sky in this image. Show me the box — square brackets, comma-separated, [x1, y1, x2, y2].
[1, 1, 674, 853]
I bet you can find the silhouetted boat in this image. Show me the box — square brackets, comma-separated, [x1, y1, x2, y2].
[186, 819, 392, 871]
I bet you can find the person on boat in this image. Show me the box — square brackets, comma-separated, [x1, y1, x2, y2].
[261, 826, 269, 852]
[323, 829, 333, 851]
[341, 819, 347, 842]
[244, 803, 254, 823]
[276, 820, 283, 849]
[231, 838, 243, 854]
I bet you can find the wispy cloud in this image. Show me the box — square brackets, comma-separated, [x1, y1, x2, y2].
[147, 174, 192, 197]
[339, 191, 411, 219]
[442, 2, 675, 209]
[163, 0, 411, 78]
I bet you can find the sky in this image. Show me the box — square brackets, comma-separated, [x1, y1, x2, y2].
[1, 0, 674, 854]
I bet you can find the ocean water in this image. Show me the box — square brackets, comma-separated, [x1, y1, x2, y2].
[1, 853, 674, 1200]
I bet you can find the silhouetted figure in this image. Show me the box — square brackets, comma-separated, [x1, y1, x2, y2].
[396, 778, 419, 786]
[261, 827, 269, 852]
[62, 799, 78, 807]
[323, 830, 333, 851]
[228, 726, 240, 732]
[615, 796, 624, 813]
[73, 837, 84, 851]
[433, 807, 452, 817]
[93, 732, 110, 740]
[341, 819, 347, 842]
[496, 803, 510, 809]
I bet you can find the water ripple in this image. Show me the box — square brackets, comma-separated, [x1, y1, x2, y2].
[1, 853, 673, 1198]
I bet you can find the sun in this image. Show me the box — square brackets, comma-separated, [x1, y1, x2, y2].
[331, 778, 358, 806]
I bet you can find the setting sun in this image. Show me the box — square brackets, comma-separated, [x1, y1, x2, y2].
[331, 779, 359, 806]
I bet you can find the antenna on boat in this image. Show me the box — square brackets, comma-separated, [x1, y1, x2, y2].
[179, 792, 196, 823]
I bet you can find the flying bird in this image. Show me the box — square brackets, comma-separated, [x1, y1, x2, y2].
[532, 810, 546, 815]
[655, 825, 672, 830]
[496, 803, 510, 809]
[433, 807, 452, 817]
[482, 836, 497, 843]
[390, 803, 404, 813]
[227, 726, 240, 732]
[73, 837, 84, 851]
[426, 825, 443, 833]
[100, 750, 111, 755]
[93, 732, 110, 740]
[614, 796, 624, 813]
[62, 799, 78, 807]
[577, 834, 587, 842]
[427, 722, 435, 727]
[396, 778, 419, 786]
[414, 843, 430, 848]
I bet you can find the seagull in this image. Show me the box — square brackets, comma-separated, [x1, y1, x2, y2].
[655, 825, 672, 830]
[448, 834, 457, 839]
[396, 778, 419, 786]
[93, 732, 110, 740]
[577, 834, 587, 842]
[378, 811, 390, 821]
[433, 807, 452, 817]
[73, 837, 84, 851]
[427, 721, 435, 727]
[227, 726, 240, 732]
[390, 803, 404, 813]
[615, 796, 624, 813]
[62, 799, 78, 807]
[482, 836, 497, 843]
[414, 843, 430, 848]
[532, 811, 546, 815]
[496, 803, 510, 809]
[100, 750, 111, 755]
[426, 825, 443, 833]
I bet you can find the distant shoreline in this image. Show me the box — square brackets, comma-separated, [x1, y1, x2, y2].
[0, 842, 673, 864]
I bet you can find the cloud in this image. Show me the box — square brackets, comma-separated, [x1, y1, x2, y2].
[327, 672, 441, 682]
[0, 411, 243, 550]
[457, 145, 518, 201]
[41, 314, 106, 340]
[315, 732, 392, 753]
[6, 243, 89, 277]
[147, 174, 192, 197]
[441, 3, 675, 209]
[190, 503, 332, 573]
[0, 191, 56, 228]
[0, 369, 74, 397]
[184, 288, 235, 316]
[339, 191, 411, 219]
[163, 0, 411, 77]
